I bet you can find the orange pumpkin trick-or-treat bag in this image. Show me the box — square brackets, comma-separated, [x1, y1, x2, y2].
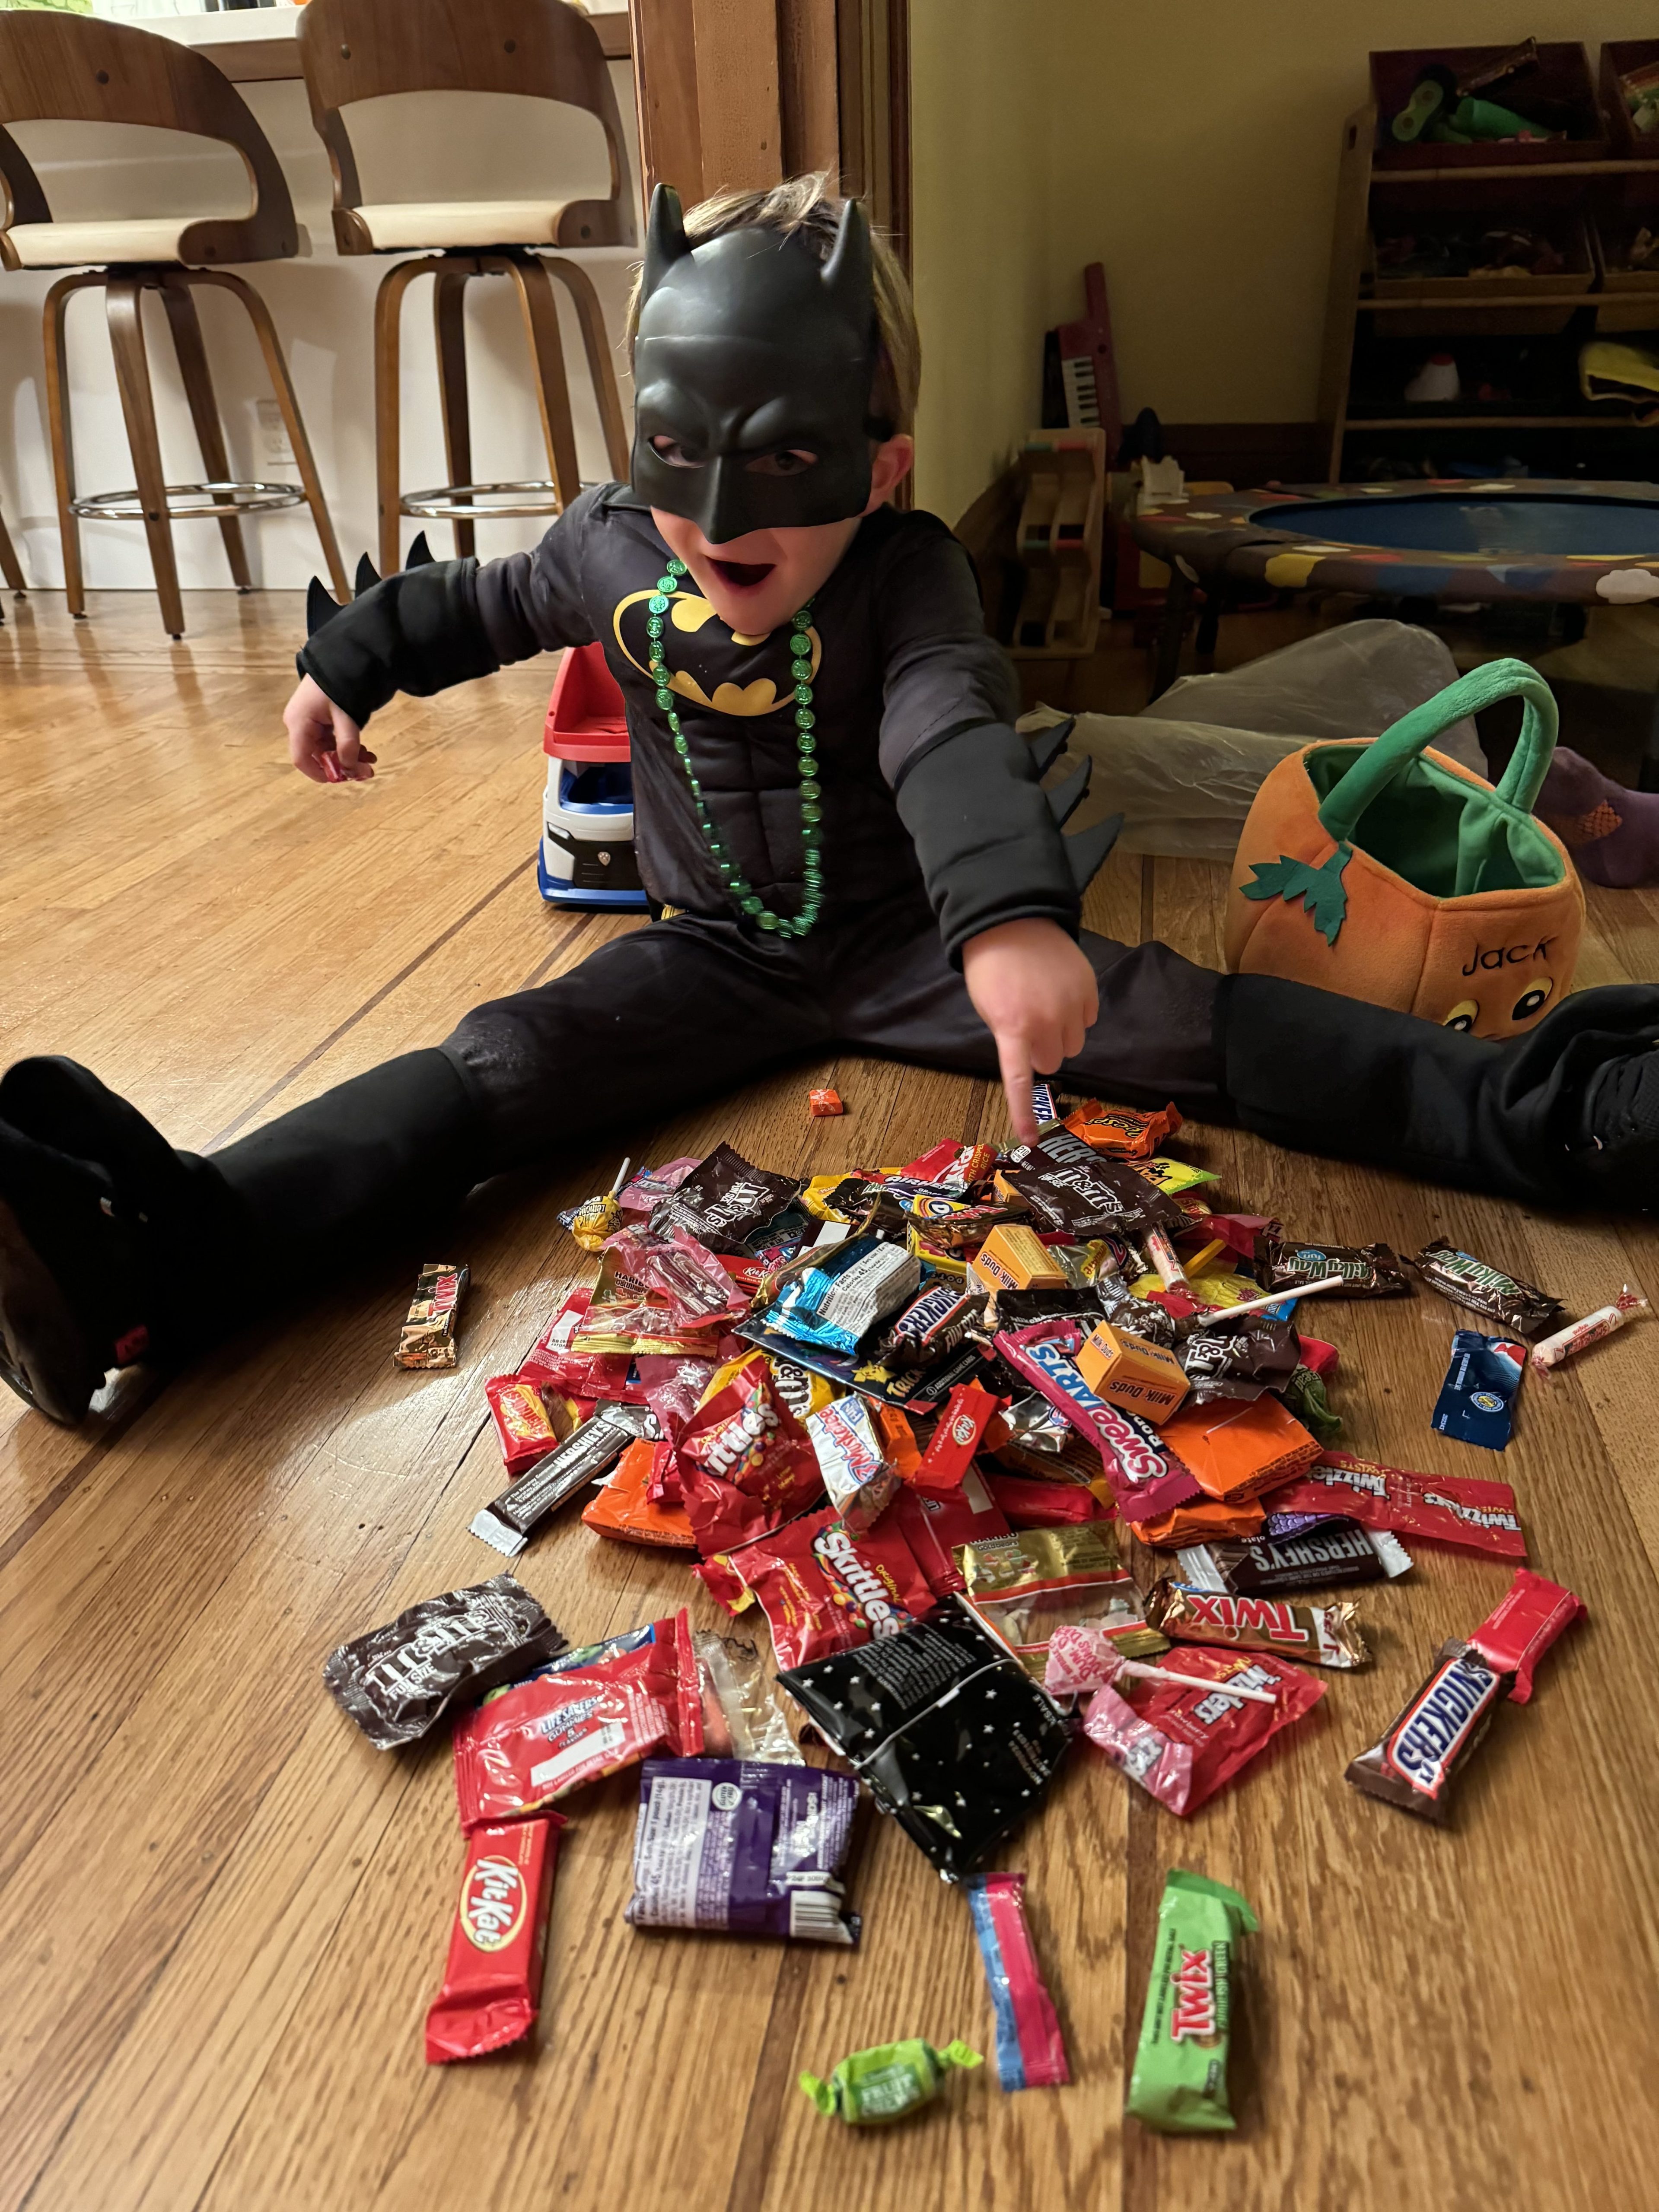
[1226, 659, 1583, 1041]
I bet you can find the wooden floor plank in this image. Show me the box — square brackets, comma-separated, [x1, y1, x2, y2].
[2, 593, 1656, 2212]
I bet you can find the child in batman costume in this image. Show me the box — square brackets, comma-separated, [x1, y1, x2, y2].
[2, 177, 1657, 1424]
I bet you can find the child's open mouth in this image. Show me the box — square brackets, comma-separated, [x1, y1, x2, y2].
[709, 559, 775, 591]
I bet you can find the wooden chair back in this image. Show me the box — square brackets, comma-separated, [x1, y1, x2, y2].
[297, 0, 634, 252]
[0, 12, 299, 263]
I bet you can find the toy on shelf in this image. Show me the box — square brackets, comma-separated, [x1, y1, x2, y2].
[1009, 428, 1105, 659]
[538, 642, 650, 911]
[1055, 262, 1122, 445]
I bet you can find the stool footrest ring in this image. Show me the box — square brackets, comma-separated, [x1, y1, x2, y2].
[400, 479, 604, 521]
[70, 480, 305, 521]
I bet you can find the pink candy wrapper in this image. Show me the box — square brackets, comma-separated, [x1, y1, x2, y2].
[965, 1873, 1069, 2090]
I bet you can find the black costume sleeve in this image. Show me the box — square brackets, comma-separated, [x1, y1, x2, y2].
[296, 488, 606, 725]
[877, 519, 1080, 965]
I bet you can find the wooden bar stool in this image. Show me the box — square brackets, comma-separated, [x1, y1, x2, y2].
[0, 15, 348, 638]
[297, 0, 634, 577]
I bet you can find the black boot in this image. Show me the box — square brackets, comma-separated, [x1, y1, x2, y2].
[0, 1049, 481, 1423]
[1221, 976, 1659, 1208]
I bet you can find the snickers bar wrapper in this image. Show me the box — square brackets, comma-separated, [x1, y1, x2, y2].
[1127, 1869, 1259, 2133]
[1345, 1569, 1584, 1822]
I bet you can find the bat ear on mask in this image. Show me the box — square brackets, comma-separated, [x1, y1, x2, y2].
[641, 183, 693, 302]
[820, 197, 873, 322]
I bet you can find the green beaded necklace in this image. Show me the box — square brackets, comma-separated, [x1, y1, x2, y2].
[646, 554, 823, 938]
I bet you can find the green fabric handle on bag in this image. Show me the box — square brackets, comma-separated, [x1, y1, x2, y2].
[1312, 658, 1563, 899]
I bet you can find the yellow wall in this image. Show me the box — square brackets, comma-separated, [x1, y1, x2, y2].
[910, 0, 1638, 522]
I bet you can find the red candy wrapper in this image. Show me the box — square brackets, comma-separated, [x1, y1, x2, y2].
[1467, 1566, 1586, 1705]
[995, 1320, 1202, 1525]
[424, 1814, 565, 2063]
[675, 1356, 822, 1558]
[899, 1140, 997, 1190]
[912, 1382, 1003, 1494]
[809, 1088, 845, 1116]
[715, 1503, 936, 1668]
[601, 1225, 749, 1331]
[452, 1611, 703, 1826]
[890, 1467, 1011, 1597]
[966, 1871, 1070, 2091]
[520, 1287, 638, 1403]
[485, 1373, 564, 1475]
[1266, 1449, 1526, 1560]
[983, 1469, 1115, 1528]
[1081, 1644, 1324, 1816]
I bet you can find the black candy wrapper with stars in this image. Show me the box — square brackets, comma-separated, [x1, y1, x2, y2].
[777, 1600, 1072, 1882]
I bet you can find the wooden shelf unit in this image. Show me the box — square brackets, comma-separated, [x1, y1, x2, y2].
[1317, 102, 1659, 479]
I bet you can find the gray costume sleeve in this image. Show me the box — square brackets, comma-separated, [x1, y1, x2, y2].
[295, 488, 606, 725]
[879, 521, 1081, 966]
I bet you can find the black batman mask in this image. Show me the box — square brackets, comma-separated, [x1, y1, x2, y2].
[629, 185, 882, 544]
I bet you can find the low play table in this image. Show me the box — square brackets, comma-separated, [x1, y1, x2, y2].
[1131, 478, 1659, 788]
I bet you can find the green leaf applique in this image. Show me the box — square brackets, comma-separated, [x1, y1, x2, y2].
[1239, 844, 1352, 946]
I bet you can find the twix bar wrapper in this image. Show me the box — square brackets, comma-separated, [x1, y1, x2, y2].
[1146, 1577, 1369, 1669]
[395, 1262, 469, 1370]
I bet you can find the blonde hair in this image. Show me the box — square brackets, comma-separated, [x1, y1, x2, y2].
[625, 173, 920, 435]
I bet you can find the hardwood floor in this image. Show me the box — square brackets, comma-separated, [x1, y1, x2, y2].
[1, 589, 1656, 2212]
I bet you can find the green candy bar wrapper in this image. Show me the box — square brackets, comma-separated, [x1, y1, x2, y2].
[1127, 1870, 1259, 2133]
[799, 2037, 982, 2124]
[1280, 1363, 1342, 1445]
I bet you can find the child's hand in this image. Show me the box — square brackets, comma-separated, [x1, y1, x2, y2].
[962, 918, 1099, 1145]
[284, 674, 377, 785]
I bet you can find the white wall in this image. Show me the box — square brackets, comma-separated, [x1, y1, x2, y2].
[0, 27, 641, 590]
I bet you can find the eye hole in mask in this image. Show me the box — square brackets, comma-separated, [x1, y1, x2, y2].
[647, 436, 821, 478]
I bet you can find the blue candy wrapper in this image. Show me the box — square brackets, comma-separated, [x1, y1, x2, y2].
[1432, 1332, 1527, 1450]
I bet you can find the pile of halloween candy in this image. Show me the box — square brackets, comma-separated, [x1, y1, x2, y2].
[328, 1088, 1639, 2129]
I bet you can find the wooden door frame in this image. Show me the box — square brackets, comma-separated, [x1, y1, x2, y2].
[626, 0, 909, 270]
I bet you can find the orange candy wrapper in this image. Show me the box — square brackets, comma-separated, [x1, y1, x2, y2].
[1156, 1395, 1319, 1505]
[1062, 1099, 1183, 1160]
[583, 1437, 697, 1550]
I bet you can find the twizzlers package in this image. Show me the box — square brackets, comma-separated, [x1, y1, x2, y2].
[675, 1355, 822, 1557]
[716, 1504, 936, 1669]
[452, 1611, 703, 1826]
[1266, 1449, 1525, 1560]
[995, 1320, 1202, 1524]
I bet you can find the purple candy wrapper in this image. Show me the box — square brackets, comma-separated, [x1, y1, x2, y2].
[625, 1758, 861, 1945]
[1263, 1510, 1342, 1539]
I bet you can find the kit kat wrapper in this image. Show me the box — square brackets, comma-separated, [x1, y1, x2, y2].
[424, 1814, 565, 2063]
[1265, 1450, 1525, 1560]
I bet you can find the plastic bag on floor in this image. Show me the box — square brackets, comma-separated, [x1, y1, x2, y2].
[1022, 621, 1485, 863]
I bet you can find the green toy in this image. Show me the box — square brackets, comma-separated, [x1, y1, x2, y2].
[1127, 1870, 1259, 2134]
[799, 2038, 983, 2125]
